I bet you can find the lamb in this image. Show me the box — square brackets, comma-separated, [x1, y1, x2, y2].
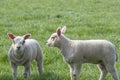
[8, 33, 43, 80]
[46, 26, 119, 80]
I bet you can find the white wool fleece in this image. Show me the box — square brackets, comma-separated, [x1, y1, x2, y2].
[8, 33, 43, 80]
[46, 26, 119, 80]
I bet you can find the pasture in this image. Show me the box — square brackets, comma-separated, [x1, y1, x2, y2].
[0, 0, 120, 80]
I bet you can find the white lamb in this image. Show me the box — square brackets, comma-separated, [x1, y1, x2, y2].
[46, 26, 119, 80]
[8, 33, 43, 80]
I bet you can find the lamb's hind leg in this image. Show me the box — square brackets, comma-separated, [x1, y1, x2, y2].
[36, 53, 43, 77]
[97, 64, 108, 80]
[105, 63, 119, 80]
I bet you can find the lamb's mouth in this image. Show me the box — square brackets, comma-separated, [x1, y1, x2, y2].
[46, 43, 53, 47]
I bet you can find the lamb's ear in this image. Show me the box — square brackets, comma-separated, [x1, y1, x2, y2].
[56, 27, 61, 36]
[8, 33, 15, 39]
[61, 26, 66, 34]
[23, 34, 31, 39]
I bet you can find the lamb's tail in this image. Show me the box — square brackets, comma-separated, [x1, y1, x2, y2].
[116, 52, 118, 62]
[114, 46, 118, 62]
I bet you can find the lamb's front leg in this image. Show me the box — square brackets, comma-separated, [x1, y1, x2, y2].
[24, 63, 30, 80]
[11, 62, 18, 80]
[97, 64, 108, 80]
[69, 63, 82, 80]
[69, 64, 74, 80]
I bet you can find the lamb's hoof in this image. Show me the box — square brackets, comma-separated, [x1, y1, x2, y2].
[72, 74, 77, 80]
[24, 73, 28, 80]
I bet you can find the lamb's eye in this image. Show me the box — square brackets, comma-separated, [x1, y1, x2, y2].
[22, 41, 25, 45]
[51, 37, 55, 41]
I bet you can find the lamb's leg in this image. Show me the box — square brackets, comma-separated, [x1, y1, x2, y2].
[36, 51, 43, 76]
[70, 63, 81, 80]
[24, 63, 30, 80]
[11, 62, 17, 80]
[97, 64, 108, 80]
[36, 54, 43, 77]
[106, 64, 119, 80]
[69, 64, 74, 80]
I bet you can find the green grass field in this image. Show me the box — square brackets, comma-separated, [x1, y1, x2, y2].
[0, 0, 120, 80]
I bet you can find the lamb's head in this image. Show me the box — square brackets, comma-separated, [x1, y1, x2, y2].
[8, 33, 31, 53]
[46, 26, 66, 47]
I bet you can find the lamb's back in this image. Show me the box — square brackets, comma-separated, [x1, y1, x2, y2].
[25, 39, 41, 59]
[71, 40, 117, 63]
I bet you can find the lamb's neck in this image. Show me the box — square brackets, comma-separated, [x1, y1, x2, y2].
[13, 48, 26, 59]
[11, 48, 28, 63]
[14, 51, 24, 59]
[58, 35, 71, 57]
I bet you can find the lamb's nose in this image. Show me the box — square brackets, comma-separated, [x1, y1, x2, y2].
[46, 42, 48, 45]
[17, 46, 21, 50]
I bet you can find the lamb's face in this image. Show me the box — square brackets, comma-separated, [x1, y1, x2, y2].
[47, 26, 66, 47]
[8, 33, 31, 54]
[46, 33, 60, 47]
[12, 37, 25, 53]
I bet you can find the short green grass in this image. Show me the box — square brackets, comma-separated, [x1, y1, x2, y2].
[0, 0, 120, 80]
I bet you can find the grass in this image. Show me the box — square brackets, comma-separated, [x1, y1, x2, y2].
[0, 0, 120, 80]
